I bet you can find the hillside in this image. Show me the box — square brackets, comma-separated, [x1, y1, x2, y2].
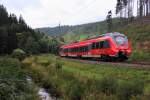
[36, 18, 120, 42]
[116, 23, 150, 61]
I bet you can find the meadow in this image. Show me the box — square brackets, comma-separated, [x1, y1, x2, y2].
[23, 54, 150, 100]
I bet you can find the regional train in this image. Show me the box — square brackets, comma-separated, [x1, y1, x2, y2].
[59, 32, 132, 61]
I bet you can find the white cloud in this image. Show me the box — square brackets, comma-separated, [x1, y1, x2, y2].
[2, 0, 117, 28]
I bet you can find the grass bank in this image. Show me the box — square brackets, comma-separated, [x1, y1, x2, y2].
[23, 54, 150, 100]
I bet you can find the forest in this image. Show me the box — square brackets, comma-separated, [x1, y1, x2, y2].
[0, 5, 61, 55]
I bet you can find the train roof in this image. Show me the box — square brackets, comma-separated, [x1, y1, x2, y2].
[61, 32, 125, 48]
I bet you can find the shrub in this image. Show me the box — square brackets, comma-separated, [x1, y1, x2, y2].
[117, 79, 144, 100]
[0, 57, 38, 100]
[95, 75, 117, 95]
[11, 48, 26, 61]
[48, 60, 63, 71]
[55, 58, 63, 69]
[144, 84, 150, 96]
[0, 57, 20, 68]
[130, 50, 150, 62]
[67, 80, 85, 100]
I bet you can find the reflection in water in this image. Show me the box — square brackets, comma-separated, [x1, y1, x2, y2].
[38, 88, 54, 100]
[26, 76, 55, 100]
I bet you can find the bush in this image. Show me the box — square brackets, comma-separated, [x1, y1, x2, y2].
[144, 84, 150, 96]
[95, 75, 117, 95]
[0, 57, 20, 68]
[117, 79, 144, 100]
[11, 48, 26, 61]
[0, 57, 38, 100]
[48, 60, 63, 71]
[130, 50, 150, 62]
[67, 80, 85, 100]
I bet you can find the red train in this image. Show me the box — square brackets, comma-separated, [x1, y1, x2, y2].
[59, 32, 132, 61]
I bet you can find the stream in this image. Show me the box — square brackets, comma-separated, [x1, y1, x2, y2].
[38, 88, 55, 100]
[26, 76, 57, 100]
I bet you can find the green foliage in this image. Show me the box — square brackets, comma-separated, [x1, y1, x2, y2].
[39, 37, 50, 53]
[96, 75, 117, 95]
[144, 84, 150, 96]
[11, 48, 26, 61]
[117, 24, 150, 61]
[0, 57, 38, 100]
[25, 37, 40, 54]
[117, 79, 144, 100]
[0, 4, 47, 55]
[49, 38, 61, 54]
[129, 51, 150, 62]
[23, 55, 150, 100]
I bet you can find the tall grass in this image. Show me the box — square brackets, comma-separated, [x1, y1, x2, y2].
[23, 54, 150, 100]
[0, 57, 39, 100]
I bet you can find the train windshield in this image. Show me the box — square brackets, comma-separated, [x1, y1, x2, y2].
[114, 35, 128, 47]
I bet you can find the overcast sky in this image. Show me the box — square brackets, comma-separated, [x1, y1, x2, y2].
[1, 0, 117, 28]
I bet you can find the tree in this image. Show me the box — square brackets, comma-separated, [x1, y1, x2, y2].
[39, 36, 50, 53]
[49, 38, 60, 55]
[24, 37, 40, 54]
[106, 10, 113, 32]
[11, 48, 26, 61]
[9, 14, 18, 24]
[0, 4, 44, 55]
[0, 5, 9, 26]
[0, 27, 8, 54]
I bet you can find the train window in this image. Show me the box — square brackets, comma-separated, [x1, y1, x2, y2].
[103, 40, 110, 48]
[86, 46, 88, 52]
[86, 46, 89, 52]
[75, 48, 78, 52]
[92, 42, 96, 49]
[96, 42, 100, 49]
[85, 46, 87, 52]
[82, 47, 85, 52]
[70, 48, 72, 52]
[76, 48, 78, 52]
[83, 47, 85, 52]
[100, 41, 104, 48]
[77, 47, 79, 52]
[80, 47, 82, 52]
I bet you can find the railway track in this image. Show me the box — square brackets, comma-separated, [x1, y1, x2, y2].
[62, 57, 150, 69]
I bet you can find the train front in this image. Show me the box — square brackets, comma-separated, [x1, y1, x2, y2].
[112, 33, 132, 60]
